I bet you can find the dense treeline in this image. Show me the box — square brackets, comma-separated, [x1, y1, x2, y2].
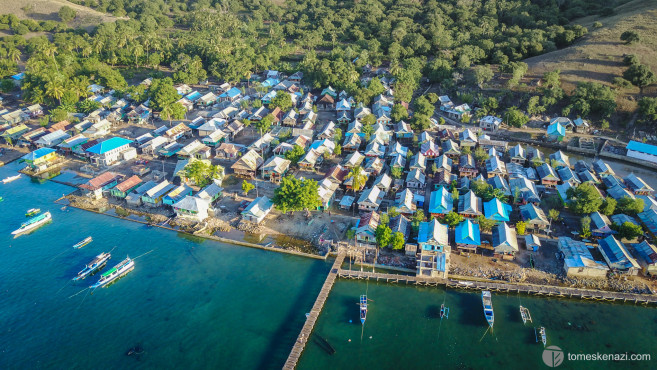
[1, 0, 648, 123]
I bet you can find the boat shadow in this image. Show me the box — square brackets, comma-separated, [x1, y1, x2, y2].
[426, 304, 441, 319]
[454, 291, 483, 327]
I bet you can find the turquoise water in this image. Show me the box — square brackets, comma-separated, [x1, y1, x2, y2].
[298, 280, 656, 369]
[0, 163, 330, 369]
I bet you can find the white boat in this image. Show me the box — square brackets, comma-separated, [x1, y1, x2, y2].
[90, 257, 134, 288]
[482, 291, 494, 329]
[73, 252, 111, 281]
[520, 305, 532, 324]
[2, 174, 21, 184]
[537, 327, 547, 347]
[72, 236, 93, 249]
[12, 211, 52, 235]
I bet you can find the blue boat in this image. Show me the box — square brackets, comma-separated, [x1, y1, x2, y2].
[482, 291, 494, 328]
[360, 295, 368, 325]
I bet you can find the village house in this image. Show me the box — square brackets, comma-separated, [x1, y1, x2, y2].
[455, 219, 481, 253]
[179, 140, 212, 160]
[626, 141, 657, 165]
[261, 156, 291, 184]
[429, 186, 453, 217]
[163, 184, 194, 206]
[80, 172, 124, 199]
[317, 121, 336, 140]
[624, 173, 654, 195]
[492, 222, 519, 258]
[458, 190, 482, 218]
[127, 104, 151, 124]
[142, 180, 176, 207]
[598, 235, 640, 275]
[389, 214, 410, 244]
[485, 156, 507, 178]
[547, 121, 566, 142]
[197, 118, 226, 137]
[519, 203, 550, 233]
[85, 137, 134, 166]
[417, 219, 450, 279]
[558, 237, 609, 278]
[373, 173, 392, 193]
[479, 115, 502, 131]
[231, 149, 263, 178]
[508, 144, 526, 164]
[317, 94, 335, 110]
[631, 241, 657, 276]
[354, 211, 379, 246]
[20, 148, 60, 171]
[342, 133, 362, 152]
[202, 129, 227, 147]
[35, 130, 70, 148]
[409, 153, 427, 172]
[557, 166, 580, 187]
[241, 196, 274, 224]
[459, 129, 478, 147]
[536, 163, 560, 188]
[549, 150, 570, 169]
[483, 198, 512, 222]
[590, 211, 613, 238]
[173, 196, 211, 222]
[317, 178, 339, 210]
[364, 140, 386, 158]
[442, 139, 461, 159]
[196, 181, 224, 204]
[394, 120, 413, 140]
[525, 234, 541, 252]
[394, 188, 417, 216]
[509, 176, 540, 203]
[110, 175, 142, 199]
[458, 154, 477, 178]
[420, 140, 440, 159]
[406, 168, 426, 190]
[357, 186, 384, 212]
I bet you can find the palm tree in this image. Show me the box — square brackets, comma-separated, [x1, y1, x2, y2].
[161, 104, 174, 125]
[132, 44, 144, 67]
[42, 44, 58, 71]
[348, 165, 367, 193]
[69, 76, 89, 99]
[7, 48, 21, 63]
[45, 78, 65, 105]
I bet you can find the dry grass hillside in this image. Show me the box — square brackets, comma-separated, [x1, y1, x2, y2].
[525, 0, 657, 114]
[0, 0, 121, 30]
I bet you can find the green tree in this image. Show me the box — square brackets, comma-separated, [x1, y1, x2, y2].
[391, 103, 409, 122]
[620, 31, 640, 45]
[284, 145, 306, 165]
[272, 176, 321, 213]
[600, 197, 617, 216]
[390, 166, 402, 179]
[442, 211, 464, 228]
[413, 96, 435, 117]
[516, 221, 527, 235]
[623, 63, 657, 89]
[566, 182, 603, 214]
[148, 78, 180, 112]
[473, 147, 489, 164]
[347, 165, 366, 192]
[470, 65, 494, 87]
[475, 215, 496, 232]
[388, 207, 400, 218]
[504, 107, 529, 127]
[183, 160, 224, 187]
[638, 97, 657, 121]
[616, 197, 645, 216]
[254, 114, 274, 134]
[391, 232, 405, 250]
[270, 91, 293, 111]
[242, 180, 255, 196]
[613, 222, 643, 240]
[375, 224, 392, 248]
[526, 96, 545, 116]
[161, 102, 186, 122]
[58, 6, 76, 22]
[412, 209, 425, 228]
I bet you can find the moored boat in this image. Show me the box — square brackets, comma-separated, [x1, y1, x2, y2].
[482, 291, 494, 329]
[520, 305, 532, 324]
[440, 304, 449, 319]
[26, 208, 41, 217]
[90, 257, 134, 288]
[72, 236, 93, 249]
[360, 295, 368, 325]
[12, 211, 52, 236]
[73, 252, 111, 281]
[538, 327, 547, 347]
[2, 174, 21, 184]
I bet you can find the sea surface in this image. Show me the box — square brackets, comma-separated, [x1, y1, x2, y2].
[1, 160, 656, 370]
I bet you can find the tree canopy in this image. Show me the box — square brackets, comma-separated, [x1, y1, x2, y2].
[566, 182, 603, 214]
[272, 176, 321, 213]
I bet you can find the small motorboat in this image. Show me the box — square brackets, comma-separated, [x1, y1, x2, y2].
[12, 211, 52, 236]
[520, 305, 532, 324]
[360, 295, 368, 325]
[2, 174, 21, 184]
[90, 257, 134, 288]
[73, 252, 111, 281]
[482, 291, 494, 329]
[538, 327, 547, 347]
[72, 236, 93, 249]
[26, 208, 41, 217]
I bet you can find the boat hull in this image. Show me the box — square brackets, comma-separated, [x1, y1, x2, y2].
[12, 212, 52, 236]
[90, 260, 134, 288]
[73, 254, 111, 281]
[482, 291, 494, 328]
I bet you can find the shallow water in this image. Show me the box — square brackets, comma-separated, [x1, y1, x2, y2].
[0, 162, 330, 369]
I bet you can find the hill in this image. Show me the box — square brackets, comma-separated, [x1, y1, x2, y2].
[0, 0, 121, 30]
[524, 0, 657, 115]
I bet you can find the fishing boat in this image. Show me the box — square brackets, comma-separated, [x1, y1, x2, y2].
[2, 174, 21, 184]
[482, 291, 494, 329]
[25, 208, 40, 217]
[538, 327, 547, 347]
[72, 236, 93, 249]
[90, 257, 134, 288]
[11, 211, 52, 236]
[72, 252, 111, 281]
[440, 304, 450, 319]
[520, 305, 532, 324]
[359, 295, 368, 325]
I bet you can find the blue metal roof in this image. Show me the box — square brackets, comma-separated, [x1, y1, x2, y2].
[86, 137, 133, 154]
[455, 219, 481, 245]
[220, 87, 242, 98]
[547, 122, 566, 136]
[627, 140, 657, 156]
[22, 148, 56, 161]
[483, 198, 511, 221]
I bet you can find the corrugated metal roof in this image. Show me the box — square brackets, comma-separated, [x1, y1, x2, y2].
[627, 140, 657, 156]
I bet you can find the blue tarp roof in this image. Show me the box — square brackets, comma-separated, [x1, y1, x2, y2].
[86, 137, 133, 154]
[22, 148, 56, 161]
[627, 140, 657, 156]
[220, 87, 241, 98]
[455, 219, 481, 245]
[11, 72, 24, 80]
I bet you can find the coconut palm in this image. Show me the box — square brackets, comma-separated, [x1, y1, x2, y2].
[348, 165, 367, 193]
[45, 78, 65, 105]
[7, 48, 21, 63]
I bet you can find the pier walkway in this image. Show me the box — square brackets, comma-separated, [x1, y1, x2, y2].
[283, 252, 346, 369]
[337, 269, 657, 305]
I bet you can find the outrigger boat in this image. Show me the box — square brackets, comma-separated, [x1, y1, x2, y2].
[12, 211, 51, 236]
[440, 304, 450, 319]
[72, 236, 93, 249]
[520, 305, 532, 324]
[536, 326, 547, 347]
[482, 291, 494, 329]
[90, 257, 134, 288]
[2, 174, 21, 184]
[360, 295, 368, 325]
[73, 252, 111, 281]
[25, 208, 40, 217]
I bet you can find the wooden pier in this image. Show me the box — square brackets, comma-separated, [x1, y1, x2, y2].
[337, 269, 657, 305]
[283, 253, 346, 369]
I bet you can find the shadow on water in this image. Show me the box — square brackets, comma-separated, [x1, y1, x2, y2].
[338, 296, 358, 323]
[254, 262, 330, 370]
[455, 292, 482, 327]
[426, 304, 441, 319]
[506, 304, 520, 323]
